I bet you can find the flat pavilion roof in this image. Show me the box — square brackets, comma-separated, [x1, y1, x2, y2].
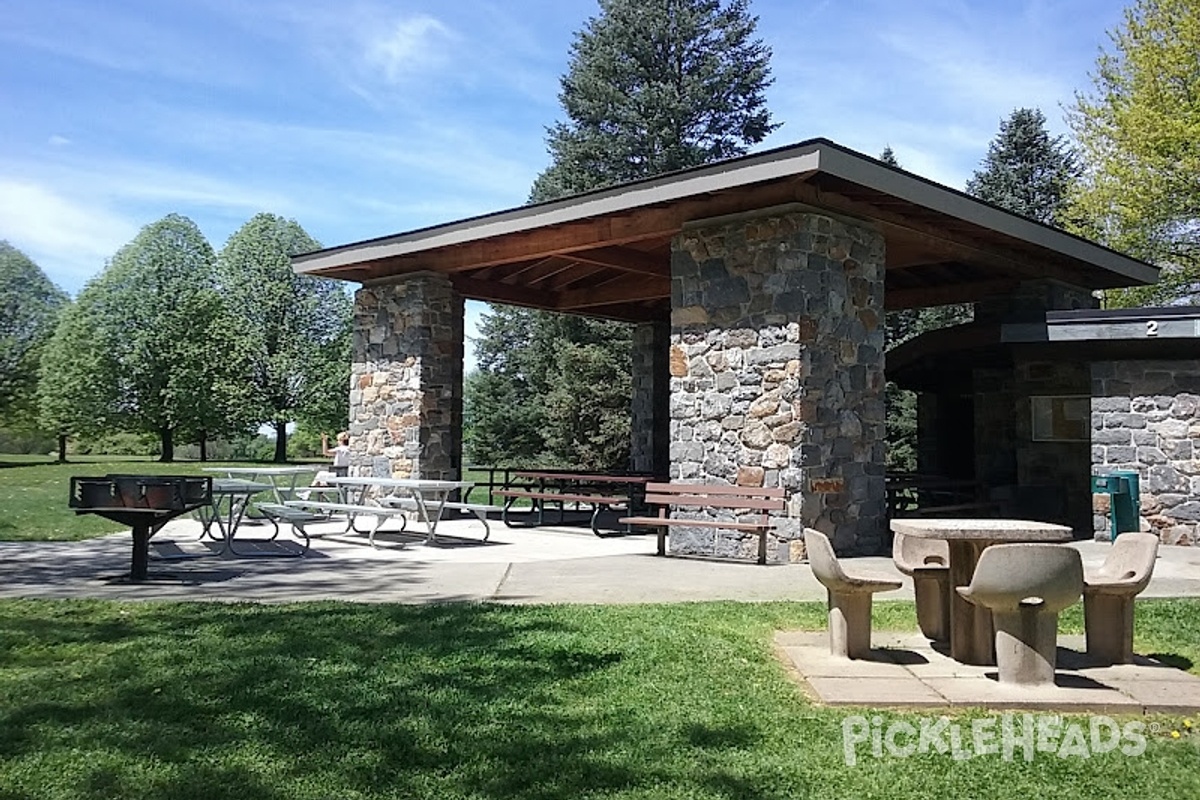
[294, 138, 1158, 323]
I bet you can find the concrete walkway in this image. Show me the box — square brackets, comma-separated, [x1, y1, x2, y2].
[2, 516, 1199, 604]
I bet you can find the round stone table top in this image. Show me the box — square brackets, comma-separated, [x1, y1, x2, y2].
[889, 518, 1073, 541]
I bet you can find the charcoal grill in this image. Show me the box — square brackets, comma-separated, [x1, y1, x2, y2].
[69, 475, 212, 581]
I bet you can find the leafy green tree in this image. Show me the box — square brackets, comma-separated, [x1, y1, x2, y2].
[39, 215, 234, 461]
[878, 146, 900, 168]
[530, 0, 778, 201]
[38, 279, 113, 455]
[217, 213, 351, 462]
[966, 108, 1079, 227]
[0, 242, 68, 428]
[1068, 0, 1200, 306]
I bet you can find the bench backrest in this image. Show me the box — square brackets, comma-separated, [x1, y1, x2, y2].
[644, 482, 786, 513]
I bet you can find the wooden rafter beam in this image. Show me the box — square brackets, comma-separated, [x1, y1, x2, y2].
[564, 245, 669, 277]
[556, 277, 671, 311]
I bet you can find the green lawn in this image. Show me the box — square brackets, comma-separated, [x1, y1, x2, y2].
[0, 599, 1197, 800]
[0, 458, 327, 542]
[0, 459, 520, 542]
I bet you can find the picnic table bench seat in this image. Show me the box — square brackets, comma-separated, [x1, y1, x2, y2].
[378, 496, 500, 540]
[619, 482, 787, 564]
[282, 499, 412, 547]
[255, 503, 326, 551]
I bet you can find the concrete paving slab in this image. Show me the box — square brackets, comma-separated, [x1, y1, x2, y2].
[1102, 679, 1200, 715]
[776, 630, 1200, 713]
[805, 676, 949, 707]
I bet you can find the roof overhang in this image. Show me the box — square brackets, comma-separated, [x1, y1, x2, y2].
[888, 306, 1200, 394]
[294, 138, 1159, 323]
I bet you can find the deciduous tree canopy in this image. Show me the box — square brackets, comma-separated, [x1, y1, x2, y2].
[1068, 0, 1200, 306]
[0, 242, 67, 426]
[216, 213, 351, 461]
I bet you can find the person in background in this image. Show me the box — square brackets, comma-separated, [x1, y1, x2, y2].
[320, 431, 351, 479]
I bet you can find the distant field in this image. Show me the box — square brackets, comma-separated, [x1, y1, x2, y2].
[0, 458, 520, 541]
[0, 458, 291, 541]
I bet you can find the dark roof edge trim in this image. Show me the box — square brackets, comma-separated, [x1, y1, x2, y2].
[292, 142, 826, 272]
[816, 146, 1159, 286]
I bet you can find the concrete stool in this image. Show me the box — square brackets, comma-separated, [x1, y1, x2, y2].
[1084, 532, 1158, 665]
[892, 532, 950, 642]
[957, 543, 1083, 686]
[805, 528, 902, 659]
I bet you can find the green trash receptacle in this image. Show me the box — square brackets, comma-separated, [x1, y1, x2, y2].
[1091, 471, 1141, 540]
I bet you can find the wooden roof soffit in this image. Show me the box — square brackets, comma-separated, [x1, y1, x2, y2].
[334, 177, 812, 281]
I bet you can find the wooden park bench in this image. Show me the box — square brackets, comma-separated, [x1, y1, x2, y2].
[619, 482, 787, 564]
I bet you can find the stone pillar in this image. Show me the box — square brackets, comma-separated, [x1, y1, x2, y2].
[630, 320, 670, 476]
[349, 273, 464, 480]
[669, 207, 887, 560]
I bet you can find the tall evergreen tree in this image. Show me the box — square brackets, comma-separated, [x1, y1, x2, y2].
[530, 0, 778, 201]
[966, 107, 1079, 227]
[0, 242, 68, 427]
[216, 213, 351, 462]
[1068, 0, 1200, 307]
[468, 0, 777, 470]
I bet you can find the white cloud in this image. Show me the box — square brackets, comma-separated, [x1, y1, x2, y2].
[0, 180, 137, 289]
[365, 14, 453, 83]
[47, 135, 71, 147]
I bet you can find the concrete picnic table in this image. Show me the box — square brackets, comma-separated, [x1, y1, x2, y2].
[888, 518, 1074, 665]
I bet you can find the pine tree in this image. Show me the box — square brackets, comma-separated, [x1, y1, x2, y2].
[530, 0, 778, 202]
[966, 107, 1079, 227]
[469, 0, 777, 471]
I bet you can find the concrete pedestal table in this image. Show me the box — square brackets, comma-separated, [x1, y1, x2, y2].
[888, 519, 1073, 665]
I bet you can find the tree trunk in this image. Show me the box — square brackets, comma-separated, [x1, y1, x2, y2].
[160, 427, 175, 462]
[274, 420, 287, 463]
[199, 430, 208, 462]
[57, 434, 67, 463]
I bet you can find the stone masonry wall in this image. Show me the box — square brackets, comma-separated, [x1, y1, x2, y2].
[630, 320, 670, 476]
[1091, 360, 1200, 545]
[669, 207, 886, 560]
[349, 274, 464, 481]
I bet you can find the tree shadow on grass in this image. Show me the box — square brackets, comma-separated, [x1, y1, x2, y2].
[0, 602, 785, 800]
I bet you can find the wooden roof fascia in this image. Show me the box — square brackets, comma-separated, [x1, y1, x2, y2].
[358, 179, 809, 276]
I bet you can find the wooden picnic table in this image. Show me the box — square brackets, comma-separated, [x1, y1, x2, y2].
[497, 471, 654, 536]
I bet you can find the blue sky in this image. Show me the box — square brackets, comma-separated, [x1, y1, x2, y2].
[1, 0, 1129, 358]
